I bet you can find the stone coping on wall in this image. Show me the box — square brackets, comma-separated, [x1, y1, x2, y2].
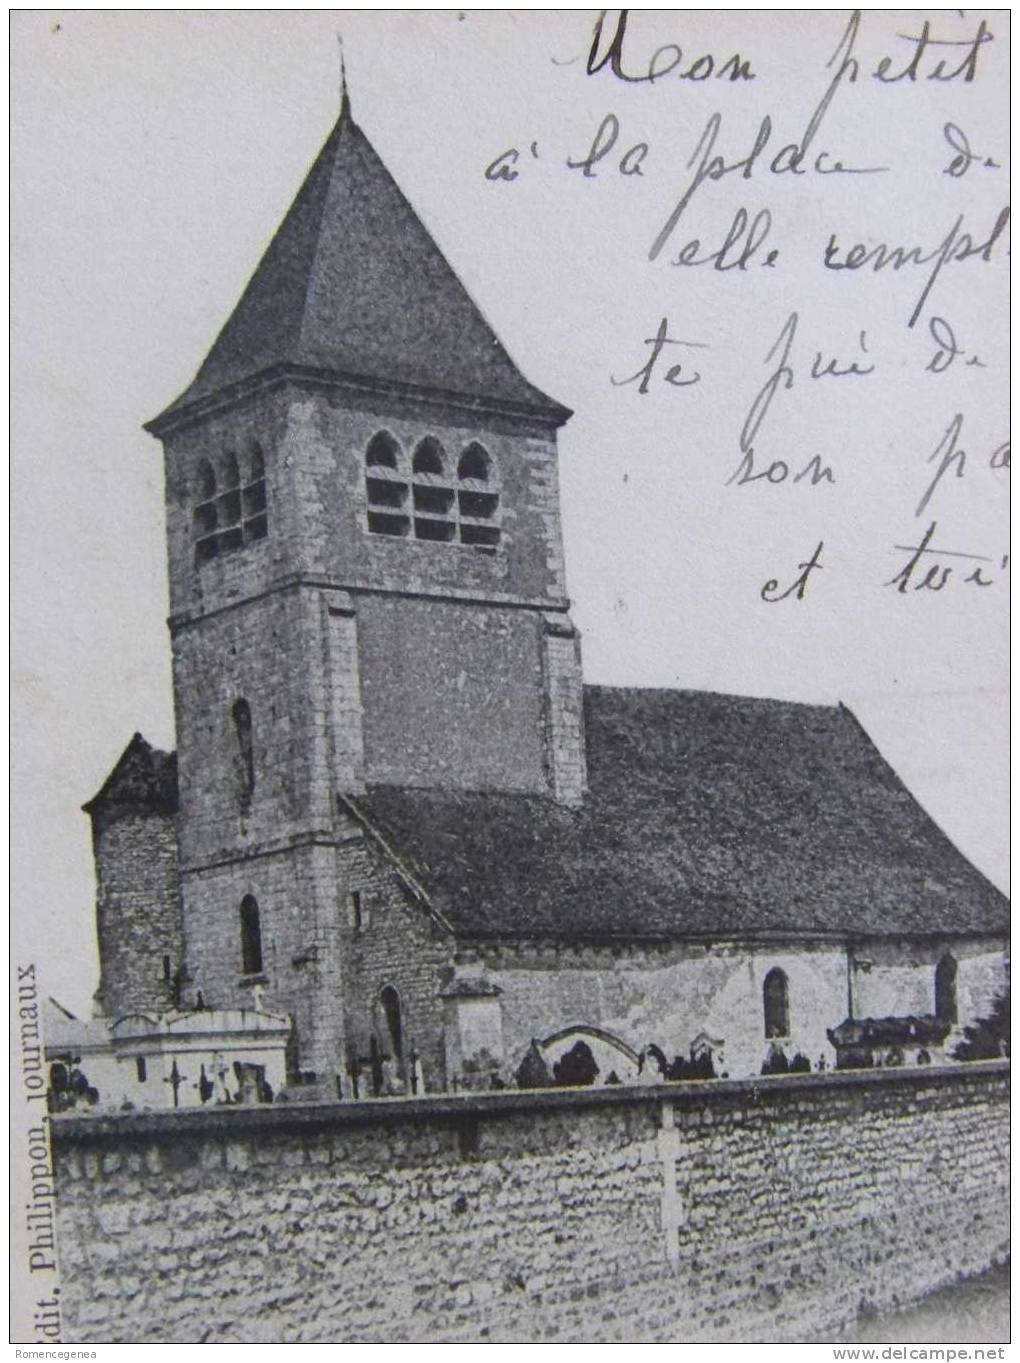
[50, 1059, 1008, 1146]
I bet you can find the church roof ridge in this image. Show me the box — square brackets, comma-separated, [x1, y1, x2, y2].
[582, 682, 842, 714]
[147, 96, 569, 433]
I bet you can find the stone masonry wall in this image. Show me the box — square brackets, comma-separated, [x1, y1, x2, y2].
[93, 810, 183, 1018]
[52, 1062, 1009, 1344]
[334, 832, 455, 1095]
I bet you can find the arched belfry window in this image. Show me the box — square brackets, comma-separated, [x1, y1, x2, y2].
[412, 437, 445, 477]
[935, 954, 958, 1024]
[232, 698, 255, 808]
[411, 438, 455, 541]
[458, 442, 490, 482]
[194, 460, 220, 563]
[763, 968, 790, 1039]
[240, 895, 263, 975]
[193, 445, 269, 564]
[366, 430, 399, 469]
[242, 442, 268, 543]
[457, 441, 500, 547]
[217, 453, 243, 553]
[365, 432, 409, 537]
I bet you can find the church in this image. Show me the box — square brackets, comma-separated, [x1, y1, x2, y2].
[65, 87, 1008, 1108]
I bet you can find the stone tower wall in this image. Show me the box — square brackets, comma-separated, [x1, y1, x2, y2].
[91, 808, 183, 1018]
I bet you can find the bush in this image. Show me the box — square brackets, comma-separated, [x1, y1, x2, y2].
[515, 1041, 554, 1089]
[953, 988, 1010, 1061]
[553, 1040, 599, 1087]
[761, 1045, 789, 1075]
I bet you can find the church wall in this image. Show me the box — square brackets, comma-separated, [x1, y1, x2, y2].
[92, 810, 182, 1018]
[334, 836, 455, 1096]
[51, 1063, 1010, 1344]
[171, 586, 338, 868]
[355, 595, 550, 792]
[179, 843, 348, 1089]
[851, 937, 1007, 1039]
[465, 940, 850, 1082]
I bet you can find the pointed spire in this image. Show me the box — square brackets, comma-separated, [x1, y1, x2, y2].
[146, 83, 570, 433]
[337, 33, 350, 117]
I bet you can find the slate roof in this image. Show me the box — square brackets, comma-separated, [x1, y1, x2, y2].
[149, 93, 568, 430]
[83, 733, 178, 817]
[355, 687, 1009, 942]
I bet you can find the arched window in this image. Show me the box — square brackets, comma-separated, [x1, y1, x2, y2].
[240, 895, 263, 975]
[379, 984, 403, 1062]
[232, 699, 255, 808]
[763, 968, 789, 1039]
[366, 431, 400, 469]
[365, 432, 410, 537]
[198, 458, 217, 500]
[411, 439, 455, 541]
[217, 453, 243, 553]
[412, 437, 445, 477]
[242, 442, 268, 543]
[458, 442, 490, 482]
[194, 460, 220, 563]
[935, 954, 958, 1023]
[457, 442, 500, 547]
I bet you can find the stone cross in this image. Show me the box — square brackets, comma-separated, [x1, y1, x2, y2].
[164, 1059, 186, 1108]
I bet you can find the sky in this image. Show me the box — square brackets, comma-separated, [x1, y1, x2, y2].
[11, 10, 1009, 1018]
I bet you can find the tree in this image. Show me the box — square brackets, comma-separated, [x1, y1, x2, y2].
[515, 1040, 554, 1089]
[952, 988, 1010, 1061]
[553, 1040, 599, 1087]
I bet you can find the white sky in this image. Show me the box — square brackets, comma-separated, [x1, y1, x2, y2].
[11, 10, 1009, 1017]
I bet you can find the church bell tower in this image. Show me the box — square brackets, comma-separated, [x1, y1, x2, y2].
[144, 88, 585, 1084]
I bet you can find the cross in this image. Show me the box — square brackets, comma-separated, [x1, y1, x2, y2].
[368, 1036, 388, 1097]
[164, 1059, 186, 1108]
[345, 1054, 363, 1101]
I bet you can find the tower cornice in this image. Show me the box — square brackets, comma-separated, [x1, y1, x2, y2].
[145, 363, 571, 442]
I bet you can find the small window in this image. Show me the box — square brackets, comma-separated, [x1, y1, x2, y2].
[194, 459, 220, 562]
[457, 442, 499, 547]
[411, 438, 455, 541]
[366, 431, 400, 470]
[232, 699, 255, 808]
[162, 954, 172, 982]
[240, 895, 264, 975]
[763, 968, 789, 1039]
[458, 442, 490, 482]
[935, 954, 958, 1024]
[242, 442, 268, 543]
[412, 437, 445, 477]
[365, 432, 409, 537]
[349, 890, 366, 931]
[197, 458, 217, 500]
[379, 985, 403, 1062]
[136, 1056, 147, 1083]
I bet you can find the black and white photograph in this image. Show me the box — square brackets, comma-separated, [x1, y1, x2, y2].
[11, 8, 1009, 1347]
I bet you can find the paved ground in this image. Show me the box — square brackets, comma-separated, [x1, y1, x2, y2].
[827, 1264, 1010, 1344]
